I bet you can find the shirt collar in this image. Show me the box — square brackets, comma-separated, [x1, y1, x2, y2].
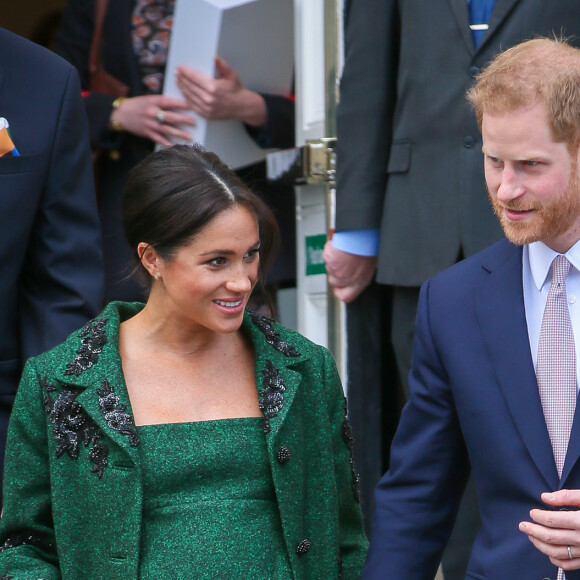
[528, 239, 580, 291]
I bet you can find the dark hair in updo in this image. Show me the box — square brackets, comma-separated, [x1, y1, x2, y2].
[122, 144, 280, 293]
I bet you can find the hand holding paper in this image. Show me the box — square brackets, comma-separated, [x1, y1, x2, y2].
[176, 57, 267, 127]
[162, 0, 293, 168]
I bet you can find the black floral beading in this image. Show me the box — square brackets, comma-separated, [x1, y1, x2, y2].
[249, 311, 301, 357]
[342, 402, 361, 503]
[41, 376, 139, 477]
[97, 379, 140, 447]
[0, 529, 53, 554]
[258, 360, 286, 433]
[41, 377, 109, 478]
[39, 375, 57, 414]
[65, 318, 109, 376]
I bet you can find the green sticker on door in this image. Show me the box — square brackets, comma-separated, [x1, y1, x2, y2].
[305, 234, 327, 275]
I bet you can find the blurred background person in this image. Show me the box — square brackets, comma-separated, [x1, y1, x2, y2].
[0, 26, 103, 501]
[55, 0, 295, 307]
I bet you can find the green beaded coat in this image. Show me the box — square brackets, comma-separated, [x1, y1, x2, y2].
[0, 302, 368, 579]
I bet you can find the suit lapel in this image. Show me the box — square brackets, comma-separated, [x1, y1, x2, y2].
[261, 361, 303, 446]
[52, 304, 142, 471]
[561, 392, 580, 483]
[446, 0, 475, 53]
[477, 0, 521, 53]
[244, 312, 308, 446]
[475, 242, 559, 488]
[447, 0, 523, 55]
[72, 353, 141, 466]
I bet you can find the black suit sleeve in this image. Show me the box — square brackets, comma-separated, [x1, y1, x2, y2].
[244, 93, 295, 150]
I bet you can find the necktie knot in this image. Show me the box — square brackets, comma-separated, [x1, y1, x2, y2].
[551, 255, 572, 290]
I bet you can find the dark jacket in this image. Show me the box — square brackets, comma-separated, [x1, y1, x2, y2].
[0, 302, 367, 579]
[363, 239, 580, 579]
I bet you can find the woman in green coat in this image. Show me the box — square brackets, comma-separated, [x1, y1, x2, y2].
[0, 144, 367, 579]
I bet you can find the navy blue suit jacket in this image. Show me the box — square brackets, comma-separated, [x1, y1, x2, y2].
[363, 238, 580, 580]
[0, 28, 103, 473]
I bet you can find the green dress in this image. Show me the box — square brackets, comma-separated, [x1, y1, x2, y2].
[137, 417, 294, 578]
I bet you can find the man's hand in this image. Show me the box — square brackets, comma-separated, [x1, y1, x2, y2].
[519, 490, 580, 571]
[176, 57, 267, 127]
[323, 241, 377, 303]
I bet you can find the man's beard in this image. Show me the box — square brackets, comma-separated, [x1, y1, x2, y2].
[489, 164, 580, 246]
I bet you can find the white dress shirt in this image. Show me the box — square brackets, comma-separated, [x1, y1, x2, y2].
[524, 240, 580, 390]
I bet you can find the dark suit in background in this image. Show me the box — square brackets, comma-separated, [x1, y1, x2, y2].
[0, 28, 104, 487]
[336, 0, 580, 388]
[333, 1, 580, 577]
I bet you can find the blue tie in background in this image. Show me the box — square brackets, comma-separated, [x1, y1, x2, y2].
[469, 0, 496, 47]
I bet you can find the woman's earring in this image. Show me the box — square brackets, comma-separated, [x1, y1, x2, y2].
[153, 273, 159, 280]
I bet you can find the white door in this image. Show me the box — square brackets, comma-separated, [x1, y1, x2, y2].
[292, 0, 346, 378]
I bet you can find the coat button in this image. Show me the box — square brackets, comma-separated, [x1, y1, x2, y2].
[464, 135, 475, 148]
[469, 65, 480, 78]
[277, 446, 291, 464]
[296, 539, 311, 555]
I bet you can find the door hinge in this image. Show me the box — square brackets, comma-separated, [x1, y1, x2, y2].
[303, 137, 337, 184]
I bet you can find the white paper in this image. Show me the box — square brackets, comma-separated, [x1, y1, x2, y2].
[164, 0, 294, 168]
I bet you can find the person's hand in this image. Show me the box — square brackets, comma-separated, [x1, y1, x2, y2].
[519, 490, 580, 571]
[110, 95, 195, 146]
[175, 56, 267, 126]
[323, 241, 377, 303]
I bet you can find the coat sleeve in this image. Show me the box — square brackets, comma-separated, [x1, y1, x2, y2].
[0, 361, 61, 579]
[361, 280, 470, 579]
[335, 0, 399, 232]
[323, 347, 369, 578]
[244, 94, 295, 150]
[18, 64, 104, 360]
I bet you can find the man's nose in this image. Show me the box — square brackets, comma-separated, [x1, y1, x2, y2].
[497, 166, 525, 202]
